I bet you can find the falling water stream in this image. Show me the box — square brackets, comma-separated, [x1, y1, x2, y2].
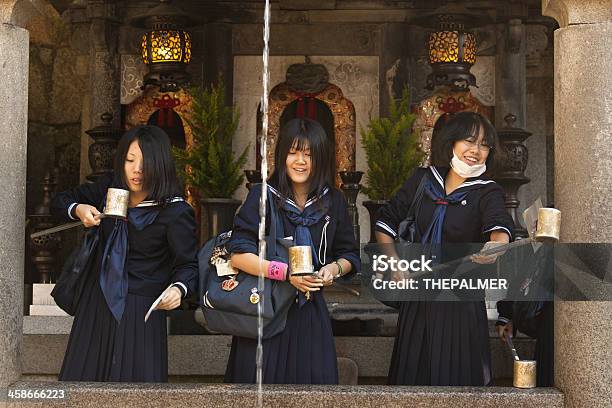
[256, 1, 271, 407]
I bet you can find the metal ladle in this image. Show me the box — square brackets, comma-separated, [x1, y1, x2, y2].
[30, 188, 130, 239]
[506, 335, 537, 388]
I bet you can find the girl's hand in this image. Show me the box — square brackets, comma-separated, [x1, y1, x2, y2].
[472, 241, 507, 264]
[289, 274, 323, 293]
[156, 287, 182, 310]
[75, 204, 102, 228]
[317, 264, 337, 286]
[497, 321, 514, 342]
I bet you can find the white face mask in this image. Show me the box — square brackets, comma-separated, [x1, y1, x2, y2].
[450, 150, 487, 178]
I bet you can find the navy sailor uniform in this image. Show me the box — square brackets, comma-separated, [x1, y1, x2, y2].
[224, 183, 360, 384]
[376, 166, 514, 386]
[51, 174, 198, 382]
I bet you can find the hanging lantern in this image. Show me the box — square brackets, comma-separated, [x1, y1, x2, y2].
[410, 3, 491, 91]
[130, 0, 195, 92]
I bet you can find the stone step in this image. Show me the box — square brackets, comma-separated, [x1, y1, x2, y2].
[23, 334, 535, 381]
[6, 382, 564, 408]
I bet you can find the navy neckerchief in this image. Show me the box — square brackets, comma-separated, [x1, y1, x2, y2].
[269, 185, 330, 306]
[269, 185, 331, 266]
[421, 166, 496, 246]
[100, 197, 184, 322]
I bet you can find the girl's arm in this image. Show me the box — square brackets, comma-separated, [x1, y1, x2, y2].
[318, 191, 361, 285]
[50, 173, 112, 223]
[228, 185, 323, 292]
[375, 168, 427, 240]
[473, 184, 514, 264]
[167, 203, 199, 298]
[231, 245, 323, 293]
[230, 252, 271, 276]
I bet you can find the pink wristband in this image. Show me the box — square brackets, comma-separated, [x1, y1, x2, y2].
[267, 261, 288, 281]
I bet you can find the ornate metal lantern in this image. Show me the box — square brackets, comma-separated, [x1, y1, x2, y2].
[411, 3, 491, 91]
[130, 0, 195, 92]
[28, 172, 61, 283]
[495, 114, 532, 239]
[85, 113, 122, 183]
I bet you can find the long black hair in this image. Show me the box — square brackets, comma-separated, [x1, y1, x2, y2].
[430, 111, 503, 170]
[268, 118, 333, 201]
[113, 125, 183, 202]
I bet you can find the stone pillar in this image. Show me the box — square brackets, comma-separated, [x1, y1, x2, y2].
[81, 0, 120, 181]
[542, 1, 612, 407]
[0, 14, 29, 388]
[495, 19, 527, 129]
[201, 23, 234, 102]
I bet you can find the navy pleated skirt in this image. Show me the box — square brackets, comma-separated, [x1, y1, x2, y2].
[224, 291, 338, 384]
[388, 301, 492, 386]
[59, 259, 168, 382]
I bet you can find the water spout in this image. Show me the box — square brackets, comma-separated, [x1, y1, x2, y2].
[256, 1, 271, 407]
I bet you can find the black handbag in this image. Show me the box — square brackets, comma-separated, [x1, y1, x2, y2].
[51, 227, 100, 316]
[397, 173, 427, 243]
[197, 187, 296, 339]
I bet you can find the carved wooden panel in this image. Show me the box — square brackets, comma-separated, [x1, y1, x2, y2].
[413, 88, 492, 165]
[266, 82, 356, 187]
[124, 87, 196, 207]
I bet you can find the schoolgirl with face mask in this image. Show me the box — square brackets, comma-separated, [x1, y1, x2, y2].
[375, 111, 514, 386]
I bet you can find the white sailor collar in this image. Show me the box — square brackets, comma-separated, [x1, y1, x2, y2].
[429, 166, 496, 193]
[134, 196, 185, 208]
[267, 184, 330, 211]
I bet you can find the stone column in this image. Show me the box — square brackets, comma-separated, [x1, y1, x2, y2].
[81, 0, 120, 181]
[0, 11, 29, 388]
[542, 1, 612, 407]
[201, 23, 234, 103]
[495, 19, 527, 129]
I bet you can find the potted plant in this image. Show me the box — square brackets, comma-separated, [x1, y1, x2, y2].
[173, 80, 248, 243]
[360, 87, 423, 242]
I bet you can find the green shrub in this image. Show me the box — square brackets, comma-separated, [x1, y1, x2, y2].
[173, 80, 248, 198]
[360, 87, 424, 200]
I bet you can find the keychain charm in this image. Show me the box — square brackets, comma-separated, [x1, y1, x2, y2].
[249, 288, 260, 304]
[221, 277, 239, 292]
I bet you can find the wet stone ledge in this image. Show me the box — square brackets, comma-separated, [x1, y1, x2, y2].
[6, 382, 564, 408]
[22, 334, 535, 382]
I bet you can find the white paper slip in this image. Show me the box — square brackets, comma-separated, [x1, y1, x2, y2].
[144, 285, 172, 323]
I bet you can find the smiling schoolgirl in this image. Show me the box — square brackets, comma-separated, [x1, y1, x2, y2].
[376, 112, 514, 386]
[224, 118, 360, 384]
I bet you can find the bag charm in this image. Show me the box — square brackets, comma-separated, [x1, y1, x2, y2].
[211, 245, 238, 277]
[221, 277, 239, 292]
[216, 260, 238, 277]
[249, 288, 260, 304]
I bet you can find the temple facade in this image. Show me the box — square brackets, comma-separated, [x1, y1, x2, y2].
[0, 1, 610, 407]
